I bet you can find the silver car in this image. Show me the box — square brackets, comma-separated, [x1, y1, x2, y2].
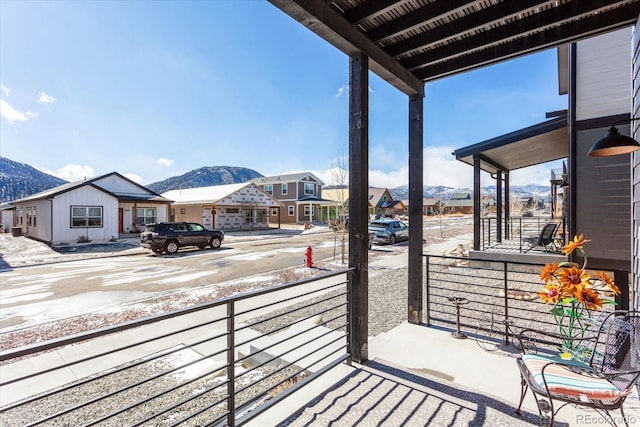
[368, 219, 409, 245]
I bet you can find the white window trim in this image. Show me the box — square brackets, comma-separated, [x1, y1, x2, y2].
[304, 183, 314, 196]
[288, 205, 294, 216]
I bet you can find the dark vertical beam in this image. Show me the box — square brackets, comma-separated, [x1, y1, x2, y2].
[496, 170, 503, 242]
[568, 43, 578, 241]
[408, 93, 424, 324]
[473, 155, 481, 250]
[348, 52, 369, 363]
[504, 172, 510, 239]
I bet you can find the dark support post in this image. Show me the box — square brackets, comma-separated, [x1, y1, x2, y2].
[504, 172, 510, 239]
[614, 270, 630, 311]
[473, 155, 481, 250]
[408, 93, 424, 324]
[348, 52, 369, 363]
[496, 170, 503, 242]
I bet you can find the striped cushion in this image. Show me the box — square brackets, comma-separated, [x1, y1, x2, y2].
[522, 354, 622, 400]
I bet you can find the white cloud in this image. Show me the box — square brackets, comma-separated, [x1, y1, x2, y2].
[0, 98, 38, 123]
[158, 158, 173, 166]
[37, 92, 56, 104]
[313, 145, 559, 191]
[335, 86, 346, 98]
[0, 84, 10, 97]
[124, 173, 143, 183]
[37, 164, 96, 182]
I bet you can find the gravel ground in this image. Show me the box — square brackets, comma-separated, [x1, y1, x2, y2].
[0, 252, 412, 426]
[0, 224, 472, 425]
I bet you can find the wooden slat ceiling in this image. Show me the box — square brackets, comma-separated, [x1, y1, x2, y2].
[269, 0, 640, 96]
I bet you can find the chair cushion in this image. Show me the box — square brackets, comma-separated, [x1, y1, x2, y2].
[522, 354, 622, 400]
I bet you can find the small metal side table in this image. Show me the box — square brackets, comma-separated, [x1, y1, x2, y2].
[447, 297, 469, 339]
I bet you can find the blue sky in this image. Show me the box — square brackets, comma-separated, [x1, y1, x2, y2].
[0, 1, 567, 189]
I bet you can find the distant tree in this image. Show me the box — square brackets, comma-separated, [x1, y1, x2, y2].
[329, 152, 349, 264]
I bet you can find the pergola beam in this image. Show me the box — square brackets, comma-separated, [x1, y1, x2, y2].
[267, 0, 424, 97]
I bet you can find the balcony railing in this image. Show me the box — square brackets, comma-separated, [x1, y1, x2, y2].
[424, 254, 626, 345]
[0, 269, 353, 427]
[480, 216, 566, 252]
[1, 253, 629, 426]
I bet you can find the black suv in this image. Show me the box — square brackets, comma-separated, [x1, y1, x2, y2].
[140, 222, 224, 254]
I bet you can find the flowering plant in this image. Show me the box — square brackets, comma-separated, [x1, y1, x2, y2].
[538, 234, 620, 354]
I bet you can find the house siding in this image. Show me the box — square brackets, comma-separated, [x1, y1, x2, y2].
[575, 127, 631, 269]
[12, 199, 52, 242]
[119, 202, 170, 233]
[632, 20, 640, 311]
[166, 183, 281, 230]
[92, 174, 149, 195]
[576, 28, 632, 121]
[253, 174, 323, 224]
[52, 186, 119, 244]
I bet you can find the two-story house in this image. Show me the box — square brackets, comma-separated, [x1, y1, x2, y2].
[251, 172, 330, 225]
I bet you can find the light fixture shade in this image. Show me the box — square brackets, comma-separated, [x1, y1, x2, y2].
[588, 126, 640, 157]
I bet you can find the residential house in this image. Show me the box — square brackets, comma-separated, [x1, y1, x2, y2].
[400, 198, 443, 216]
[368, 187, 405, 218]
[162, 182, 282, 230]
[423, 199, 445, 216]
[7, 172, 172, 244]
[251, 172, 332, 225]
[445, 193, 473, 214]
[454, 28, 634, 280]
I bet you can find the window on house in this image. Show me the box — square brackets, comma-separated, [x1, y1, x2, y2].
[71, 206, 103, 228]
[282, 183, 288, 195]
[271, 208, 278, 216]
[257, 209, 267, 222]
[26, 207, 32, 226]
[288, 205, 294, 216]
[170, 208, 175, 222]
[304, 206, 311, 216]
[32, 206, 36, 227]
[304, 183, 314, 195]
[135, 208, 156, 226]
[180, 208, 186, 215]
[245, 209, 254, 223]
[227, 208, 239, 214]
[264, 184, 273, 195]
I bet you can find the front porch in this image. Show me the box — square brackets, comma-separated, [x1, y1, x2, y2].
[249, 322, 640, 426]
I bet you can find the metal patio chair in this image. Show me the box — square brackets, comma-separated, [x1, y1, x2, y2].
[538, 222, 562, 252]
[515, 310, 640, 426]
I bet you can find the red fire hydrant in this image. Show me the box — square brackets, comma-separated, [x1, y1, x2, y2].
[305, 246, 313, 268]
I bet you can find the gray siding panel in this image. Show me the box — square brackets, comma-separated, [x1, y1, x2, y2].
[576, 127, 632, 268]
[633, 20, 640, 311]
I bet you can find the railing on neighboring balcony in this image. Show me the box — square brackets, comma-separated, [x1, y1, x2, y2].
[0, 269, 353, 427]
[480, 216, 566, 252]
[424, 254, 627, 345]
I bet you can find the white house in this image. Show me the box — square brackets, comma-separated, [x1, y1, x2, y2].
[162, 182, 283, 230]
[9, 172, 172, 244]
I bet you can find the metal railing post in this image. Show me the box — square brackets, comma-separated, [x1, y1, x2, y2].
[425, 256, 431, 326]
[227, 301, 235, 426]
[503, 262, 510, 345]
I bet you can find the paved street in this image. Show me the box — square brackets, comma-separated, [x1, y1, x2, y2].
[0, 216, 473, 331]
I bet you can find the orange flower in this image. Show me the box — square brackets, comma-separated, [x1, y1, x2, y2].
[575, 287, 604, 311]
[594, 271, 621, 295]
[539, 283, 563, 304]
[557, 266, 591, 293]
[540, 262, 560, 282]
[562, 234, 591, 255]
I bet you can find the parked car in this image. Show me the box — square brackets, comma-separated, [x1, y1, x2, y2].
[140, 222, 224, 254]
[368, 219, 409, 245]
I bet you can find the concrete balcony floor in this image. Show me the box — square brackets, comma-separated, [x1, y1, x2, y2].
[249, 322, 640, 427]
